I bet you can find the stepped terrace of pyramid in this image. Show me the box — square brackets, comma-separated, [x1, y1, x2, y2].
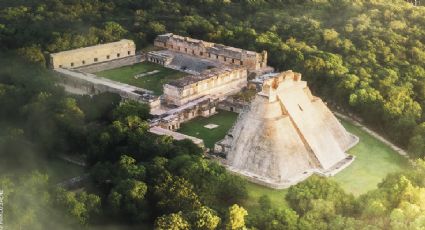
[214, 71, 359, 189]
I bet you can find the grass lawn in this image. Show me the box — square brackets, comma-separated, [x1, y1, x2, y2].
[332, 119, 410, 196]
[242, 119, 411, 211]
[178, 110, 239, 148]
[177, 110, 410, 209]
[96, 62, 187, 95]
[243, 182, 288, 212]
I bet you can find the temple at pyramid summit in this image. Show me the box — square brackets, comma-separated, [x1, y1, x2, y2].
[214, 71, 359, 189]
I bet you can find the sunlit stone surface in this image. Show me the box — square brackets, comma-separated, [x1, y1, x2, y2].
[215, 71, 358, 189]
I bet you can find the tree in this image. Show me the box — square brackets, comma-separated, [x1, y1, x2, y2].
[54, 188, 101, 226]
[155, 212, 191, 230]
[286, 175, 355, 216]
[298, 199, 336, 230]
[154, 176, 202, 213]
[107, 179, 148, 221]
[99, 21, 127, 42]
[17, 45, 46, 66]
[77, 92, 121, 122]
[250, 206, 298, 230]
[113, 100, 151, 121]
[189, 206, 221, 230]
[114, 155, 146, 182]
[225, 204, 248, 230]
[408, 122, 425, 158]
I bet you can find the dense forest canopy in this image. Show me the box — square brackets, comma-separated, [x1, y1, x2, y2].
[1, 0, 425, 229]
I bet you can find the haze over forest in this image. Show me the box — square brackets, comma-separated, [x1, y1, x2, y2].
[1, 0, 425, 229]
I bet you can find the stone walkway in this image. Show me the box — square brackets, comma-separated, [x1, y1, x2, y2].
[57, 174, 89, 190]
[59, 154, 86, 167]
[134, 70, 160, 79]
[334, 111, 409, 157]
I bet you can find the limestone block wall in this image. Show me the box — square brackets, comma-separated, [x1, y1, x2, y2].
[154, 33, 267, 71]
[50, 40, 136, 69]
[55, 68, 160, 108]
[153, 98, 217, 131]
[163, 68, 247, 106]
[74, 54, 144, 73]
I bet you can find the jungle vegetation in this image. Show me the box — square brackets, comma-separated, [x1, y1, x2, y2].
[1, 0, 425, 229]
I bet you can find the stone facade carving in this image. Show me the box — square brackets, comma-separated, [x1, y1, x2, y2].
[146, 51, 173, 65]
[215, 71, 358, 188]
[154, 33, 268, 71]
[163, 67, 247, 106]
[151, 97, 218, 131]
[49, 39, 136, 69]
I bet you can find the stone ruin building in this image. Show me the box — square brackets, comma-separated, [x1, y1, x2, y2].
[163, 67, 247, 106]
[50, 39, 136, 69]
[154, 33, 268, 72]
[49, 40, 160, 108]
[149, 33, 272, 107]
[147, 33, 273, 130]
[214, 71, 358, 188]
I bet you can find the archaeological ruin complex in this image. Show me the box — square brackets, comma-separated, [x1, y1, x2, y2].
[50, 34, 357, 189]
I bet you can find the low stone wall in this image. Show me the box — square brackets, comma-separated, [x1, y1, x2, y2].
[55, 68, 160, 107]
[74, 54, 145, 73]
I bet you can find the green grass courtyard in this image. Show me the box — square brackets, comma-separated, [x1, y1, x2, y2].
[178, 110, 239, 148]
[332, 119, 410, 195]
[96, 62, 187, 95]
[177, 110, 411, 210]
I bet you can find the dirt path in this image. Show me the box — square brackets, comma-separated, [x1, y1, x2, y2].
[334, 112, 409, 158]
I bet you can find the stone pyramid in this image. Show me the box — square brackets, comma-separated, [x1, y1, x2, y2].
[214, 71, 358, 189]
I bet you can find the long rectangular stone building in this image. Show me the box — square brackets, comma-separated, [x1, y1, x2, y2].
[154, 33, 268, 71]
[50, 40, 136, 69]
[163, 67, 247, 106]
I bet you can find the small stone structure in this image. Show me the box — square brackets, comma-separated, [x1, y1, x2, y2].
[154, 33, 268, 71]
[50, 39, 136, 69]
[151, 97, 218, 131]
[215, 71, 358, 189]
[217, 97, 249, 114]
[146, 51, 173, 65]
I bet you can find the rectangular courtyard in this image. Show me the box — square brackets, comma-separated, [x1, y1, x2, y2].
[96, 62, 187, 95]
[178, 110, 238, 149]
